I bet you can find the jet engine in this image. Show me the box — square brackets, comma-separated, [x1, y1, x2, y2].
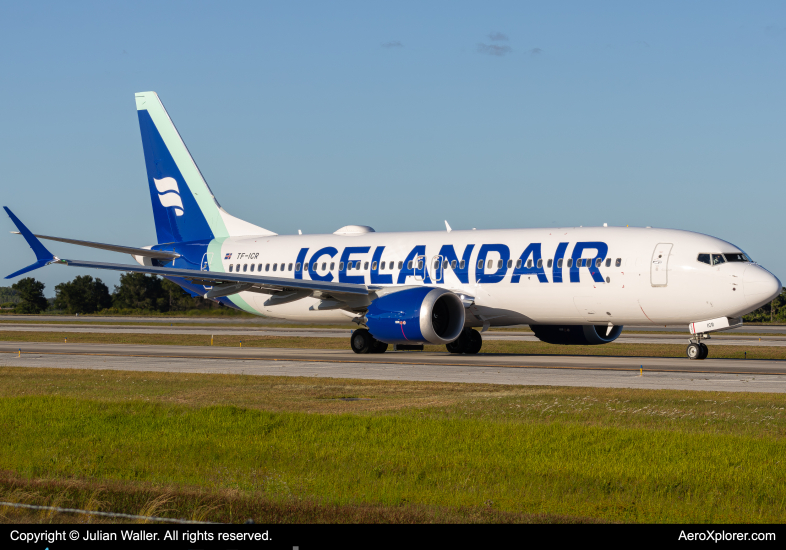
[530, 324, 623, 345]
[365, 287, 465, 345]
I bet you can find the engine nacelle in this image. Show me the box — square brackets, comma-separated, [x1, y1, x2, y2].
[530, 324, 623, 345]
[365, 287, 465, 345]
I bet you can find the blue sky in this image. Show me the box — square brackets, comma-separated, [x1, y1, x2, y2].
[2, 1, 785, 295]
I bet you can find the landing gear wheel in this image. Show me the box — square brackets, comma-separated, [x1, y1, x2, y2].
[446, 339, 462, 353]
[699, 343, 709, 360]
[351, 329, 373, 354]
[466, 330, 483, 355]
[687, 343, 701, 360]
[370, 340, 389, 354]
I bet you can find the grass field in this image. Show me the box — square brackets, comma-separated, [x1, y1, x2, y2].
[2, 330, 785, 360]
[0, 367, 785, 523]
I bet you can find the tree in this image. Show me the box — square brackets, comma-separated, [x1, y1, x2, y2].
[54, 275, 112, 314]
[112, 273, 167, 311]
[11, 278, 48, 314]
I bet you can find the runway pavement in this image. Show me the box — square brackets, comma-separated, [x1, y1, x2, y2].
[2, 322, 785, 346]
[1, 341, 785, 393]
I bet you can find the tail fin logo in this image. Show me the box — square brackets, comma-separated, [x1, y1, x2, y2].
[153, 177, 184, 217]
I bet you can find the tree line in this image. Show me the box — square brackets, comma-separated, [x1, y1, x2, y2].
[2, 274, 231, 315]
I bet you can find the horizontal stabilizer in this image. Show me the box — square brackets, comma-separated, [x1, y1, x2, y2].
[9, 232, 179, 260]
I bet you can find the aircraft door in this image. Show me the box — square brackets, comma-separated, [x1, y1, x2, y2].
[413, 255, 426, 282]
[432, 255, 445, 283]
[650, 243, 673, 287]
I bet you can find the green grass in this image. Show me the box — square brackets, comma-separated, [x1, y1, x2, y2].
[1, 368, 786, 523]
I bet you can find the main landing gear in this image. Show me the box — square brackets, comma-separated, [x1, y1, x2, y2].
[446, 328, 483, 355]
[350, 329, 388, 354]
[687, 335, 709, 360]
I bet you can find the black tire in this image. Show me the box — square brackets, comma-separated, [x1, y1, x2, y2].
[371, 340, 389, 354]
[446, 339, 462, 353]
[699, 343, 709, 360]
[687, 343, 701, 360]
[465, 329, 483, 355]
[351, 329, 373, 354]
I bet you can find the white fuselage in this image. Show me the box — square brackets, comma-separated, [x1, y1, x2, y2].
[206, 226, 780, 327]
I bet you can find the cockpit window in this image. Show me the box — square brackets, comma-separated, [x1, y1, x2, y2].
[725, 253, 750, 262]
[711, 254, 726, 266]
[697, 253, 711, 265]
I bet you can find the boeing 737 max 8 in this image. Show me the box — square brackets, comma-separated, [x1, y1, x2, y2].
[5, 92, 782, 360]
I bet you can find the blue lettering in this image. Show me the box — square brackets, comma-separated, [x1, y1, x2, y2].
[570, 242, 608, 283]
[436, 244, 474, 284]
[294, 247, 308, 280]
[511, 243, 548, 283]
[339, 246, 370, 284]
[475, 244, 510, 284]
[552, 242, 569, 283]
[370, 246, 393, 284]
[397, 246, 432, 284]
[308, 247, 338, 282]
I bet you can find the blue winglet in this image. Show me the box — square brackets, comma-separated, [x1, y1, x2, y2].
[4, 207, 55, 279]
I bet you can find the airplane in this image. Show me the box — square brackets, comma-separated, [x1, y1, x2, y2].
[4, 92, 782, 360]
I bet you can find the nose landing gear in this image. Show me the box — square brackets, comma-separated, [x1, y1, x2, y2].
[687, 335, 709, 360]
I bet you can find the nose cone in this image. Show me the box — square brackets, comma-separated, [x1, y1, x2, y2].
[743, 265, 782, 309]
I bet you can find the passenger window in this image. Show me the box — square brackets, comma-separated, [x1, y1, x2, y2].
[322, 262, 327, 270]
[605, 258, 611, 267]
[295, 262, 301, 271]
[280, 263, 285, 271]
[478, 260, 483, 269]
[243, 264, 247, 272]
[372, 261, 377, 270]
[567, 259, 573, 268]
[537, 259, 543, 268]
[547, 259, 553, 268]
[451, 260, 457, 269]
[288, 263, 292, 271]
[434, 260, 439, 269]
[364, 262, 369, 270]
[596, 258, 602, 268]
[265, 264, 270, 271]
[408, 261, 413, 269]
[615, 258, 621, 267]
[507, 259, 513, 268]
[339, 262, 344, 271]
[237, 264, 241, 271]
[557, 259, 563, 268]
[229, 264, 233, 272]
[417, 260, 423, 269]
[249, 264, 254, 272]
[398, 261, 403, 269]
[380, 261, 385, 270]
[516, 259, 522, 269]
[460, 260, 465, 269]
[486, 260, 492, 269]
[711, 254, 726, 266]
[443, 260, 448, 269]
[272, 264, 277, 271]
[330, 262, 335, 271]
[527, 259, 533, 268]
[303, 263, 308, 272]
[258, 263, 263, 271]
